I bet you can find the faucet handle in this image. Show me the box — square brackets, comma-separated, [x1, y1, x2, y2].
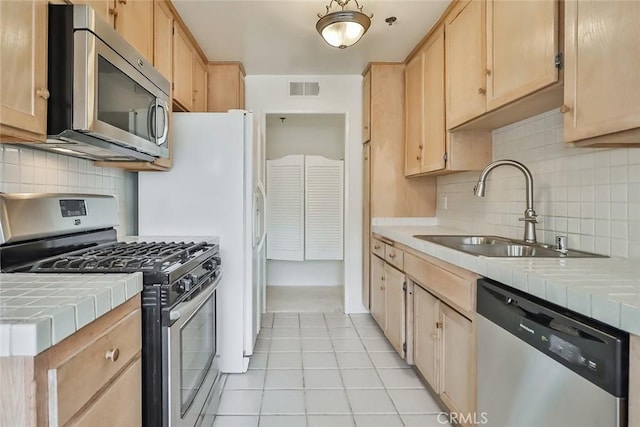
[518, 215, 539, 223]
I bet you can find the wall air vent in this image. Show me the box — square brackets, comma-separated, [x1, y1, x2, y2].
[289, 81, 320, 97]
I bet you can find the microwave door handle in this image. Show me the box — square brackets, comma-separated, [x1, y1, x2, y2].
[156, 99, 169, 146]
[148, 101, 157, 140]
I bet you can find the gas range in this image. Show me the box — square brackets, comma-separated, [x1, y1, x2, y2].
[0, 193, 223, 427]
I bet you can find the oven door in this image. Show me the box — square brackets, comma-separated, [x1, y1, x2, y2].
[167, 275, 221, 427]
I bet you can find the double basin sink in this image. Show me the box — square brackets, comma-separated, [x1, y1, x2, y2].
[413, 235, 606, 258]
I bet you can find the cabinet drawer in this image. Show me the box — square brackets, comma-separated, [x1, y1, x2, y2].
[48, 308, 141, 426]
[385, 244, 404, 270]
[69, 357, 142, 426]
[404, 253, 475, 314]
[372, 238, 385, 258]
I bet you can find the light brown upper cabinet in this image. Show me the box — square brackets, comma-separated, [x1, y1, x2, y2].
[192, 55, 208, 112]
[445, 0, 562, 131]
[173, 21, 194, 111]
[486, 0, 558, 110]
[405, 26, 491, 177]
[563, 0, 640, 147]
[74, 0, 116, 26]
[153, 0, 173, 83]
[446, 0, 486, 129]
[363, 63, 436, 216]
[0, 0, 48, 142]
[404, 51, 424, 176]
[362, 70, 371, 143]
[207, 63, 246, 112]
[114, 0, 153, 62]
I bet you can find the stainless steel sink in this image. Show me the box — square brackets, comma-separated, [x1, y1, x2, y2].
[413, 235, 607, 258]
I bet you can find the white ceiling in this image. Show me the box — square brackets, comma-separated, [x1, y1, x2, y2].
[172, 0, 450, 75]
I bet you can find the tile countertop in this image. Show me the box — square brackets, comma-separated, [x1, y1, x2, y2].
[372, 225, 640, 336]
[0, 273, 143, 357]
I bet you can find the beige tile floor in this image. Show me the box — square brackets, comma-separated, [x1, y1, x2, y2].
[202, 312, 451, 427]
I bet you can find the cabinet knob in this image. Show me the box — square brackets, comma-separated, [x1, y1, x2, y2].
[436, 321, 443, 329]
[380, 285, 385, 291]
[485, 68, 492, 76]
[416, 156, 421, 160]
[418, 144, 423, 149]
[118, 0, 127, 4]
[105, 348, 120, 362]
[36, 88, 50, 100]
[374, 245, 381, 250]
[364, 126, 369, 129]
[560, 104, 571, 114]
[381, 276, 385, 281]
[478, 88, 486, 95]
[389, 253, 396, 258]
[109, 7, 118, 16]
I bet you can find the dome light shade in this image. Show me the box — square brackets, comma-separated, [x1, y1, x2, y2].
[316, 1, 372, 49]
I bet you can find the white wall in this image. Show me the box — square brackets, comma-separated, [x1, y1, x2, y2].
[266, 113, 344, 160]
[267, 260, 344, 286]
[0, 145, 137, 235]
[246, 75, 365, 312]
[437, 108, 640, 259]
[265, 113, 345, 287]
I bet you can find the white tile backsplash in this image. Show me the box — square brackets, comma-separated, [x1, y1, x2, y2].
[0, 145, 137, 235]
[437, 109, 640, 259]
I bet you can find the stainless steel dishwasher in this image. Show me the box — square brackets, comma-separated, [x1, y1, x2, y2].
[477, 278, 629, 427]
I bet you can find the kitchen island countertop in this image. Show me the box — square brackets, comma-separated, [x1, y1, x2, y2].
[0, 273, 142, 356]
[373, 224, 640, 335]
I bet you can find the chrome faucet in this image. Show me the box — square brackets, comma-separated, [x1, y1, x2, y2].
[473, 160, 539, 243]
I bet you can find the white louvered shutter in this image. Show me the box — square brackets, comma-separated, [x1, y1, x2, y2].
[305, 156, 344, 260]
[266, 155, 305, 261]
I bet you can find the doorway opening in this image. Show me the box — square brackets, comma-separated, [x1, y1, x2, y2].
[264, 113, 346, 313]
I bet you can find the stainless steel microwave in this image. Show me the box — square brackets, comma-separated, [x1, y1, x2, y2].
[41, 4, 170, 162]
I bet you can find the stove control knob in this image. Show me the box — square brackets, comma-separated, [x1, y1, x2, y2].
[176, 277, 193, 294]
[204, 260, 215, 271]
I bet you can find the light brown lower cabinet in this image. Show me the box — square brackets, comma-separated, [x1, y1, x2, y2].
[370, 245, 407, 359]
[370, 254, 386, 331]
[439, 303, 475, 420]
[384, 263, 406, 358]
[0, 296, 141, 426]
[413, 285, 439, 388]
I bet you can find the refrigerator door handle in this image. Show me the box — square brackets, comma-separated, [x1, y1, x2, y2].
[257, 182, 267, 251]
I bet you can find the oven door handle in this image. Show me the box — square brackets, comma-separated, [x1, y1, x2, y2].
[169, 272, 222, 322]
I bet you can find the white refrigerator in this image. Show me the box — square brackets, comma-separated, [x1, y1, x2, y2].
[138, 110, 266, 373]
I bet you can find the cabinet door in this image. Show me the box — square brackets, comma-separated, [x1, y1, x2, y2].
[0, 0, 48, 140]
[153, 0, 173, 82]
[362, 143, 371, 309]
[404, 52, 423, 176]
[362, 70, 371, 143]
[384, 264, 406, 358]
[440, 304, 475, 424]
[413, 285, 440, 391]
[421, 26, 446, 173]
[193, 55, 207, 112]
[486, 0, 558, 110]
[563, 0, 640, 142]
[69, 358, 142, 426]
[73, 0, 116, 26]
[114, 0, 153, 62]
[173, 22, 194, 110]
[446, 0, 486, 128]
[370, 255, 386, 330]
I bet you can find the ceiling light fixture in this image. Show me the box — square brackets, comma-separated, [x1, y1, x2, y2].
[316, 0, 373, 49]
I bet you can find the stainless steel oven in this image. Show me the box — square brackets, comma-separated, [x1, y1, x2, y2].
[42, 4, 170, 162]
[167, 274, 223, 427]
